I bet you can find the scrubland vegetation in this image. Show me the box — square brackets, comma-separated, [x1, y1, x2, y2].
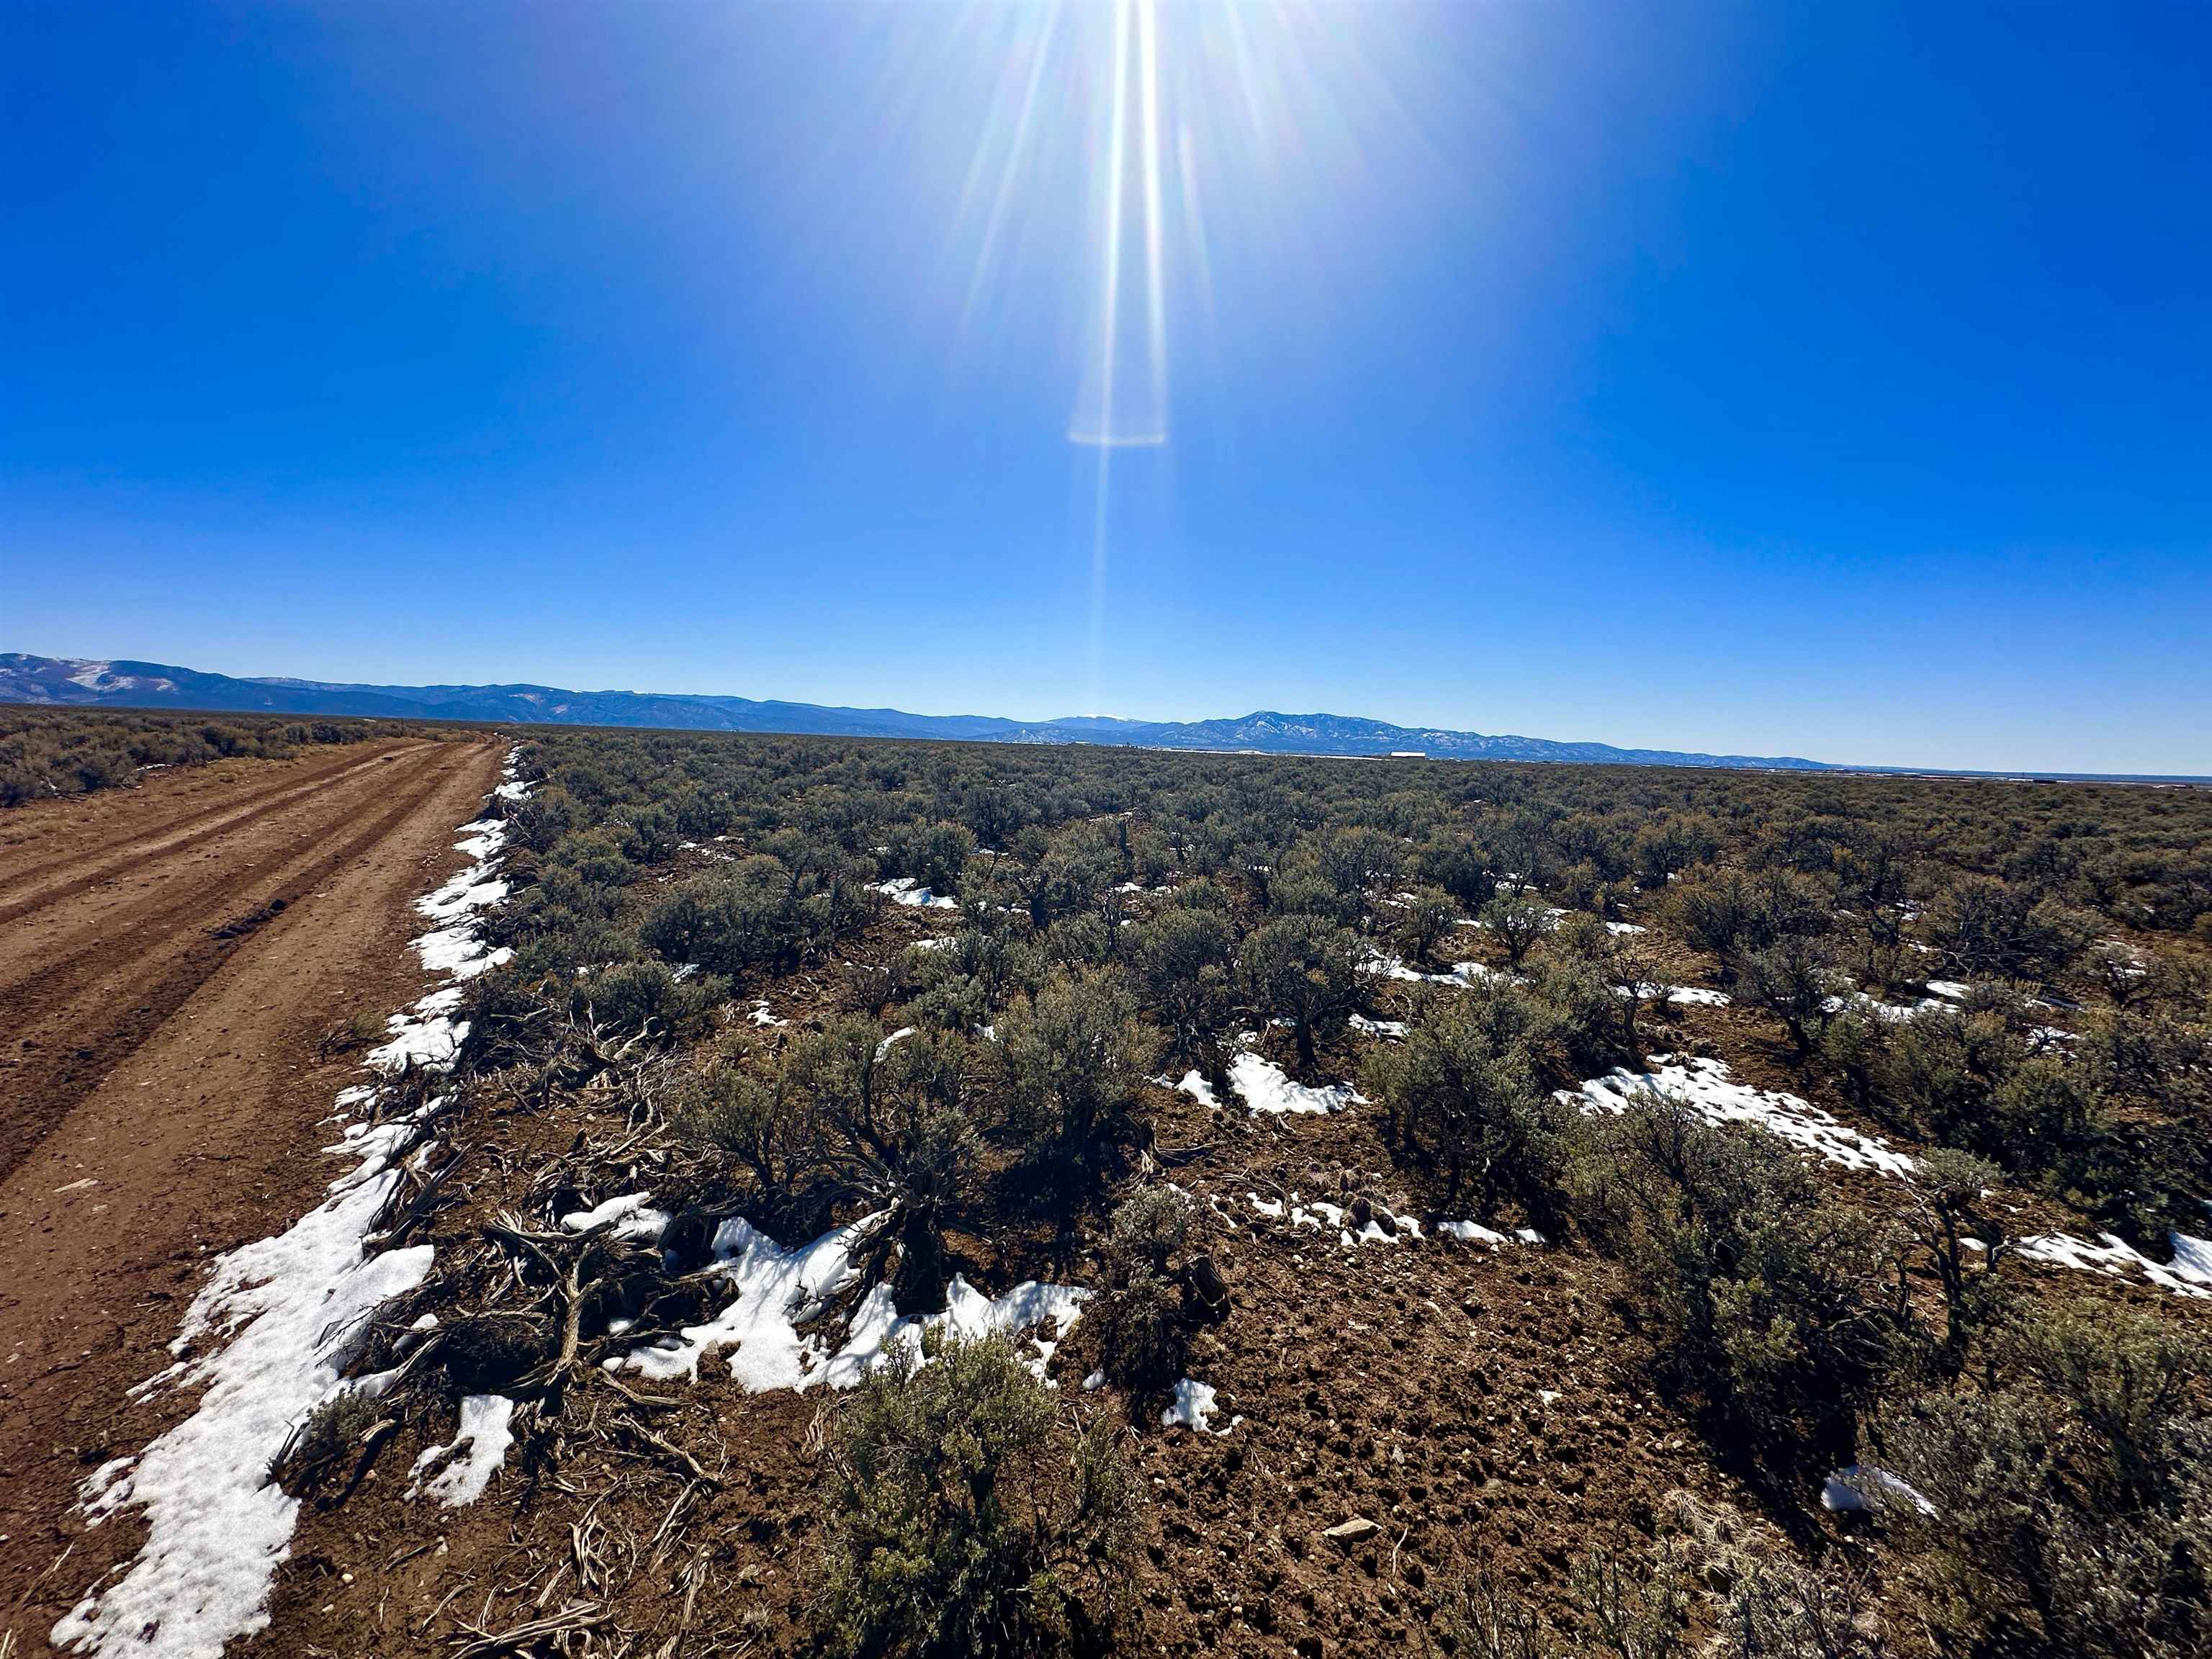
[0, 705, 410, 805]
[300, 732, 2210, 1655]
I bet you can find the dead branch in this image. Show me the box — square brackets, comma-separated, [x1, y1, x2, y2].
[448, 1601, 609, 1659]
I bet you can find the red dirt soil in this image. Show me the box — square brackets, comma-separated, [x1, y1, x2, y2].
[0, 733, 503, 1647]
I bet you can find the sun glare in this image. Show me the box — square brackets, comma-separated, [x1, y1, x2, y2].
[912, 0, 1430, 710]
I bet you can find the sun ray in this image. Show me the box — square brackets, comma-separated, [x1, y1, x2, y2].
[955, 6, 1058, 349]
[1137, 0, 1169, 441]
[1082, 0, 1133, 714]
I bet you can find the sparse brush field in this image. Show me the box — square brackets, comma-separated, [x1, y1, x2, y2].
[83, 734, 2212, 1658]
[0, 705, 415, 806]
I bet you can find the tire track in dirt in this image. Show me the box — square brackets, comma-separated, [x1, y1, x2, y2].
[0, 743, 485, 1182]
[0, 746, 445, 1010]
[0, 740, 426, 917]
[0, 747, 451, 1003]
[0, 734, 505, 1643]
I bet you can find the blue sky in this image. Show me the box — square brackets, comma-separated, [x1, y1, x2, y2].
[5, 1, 2208, 773]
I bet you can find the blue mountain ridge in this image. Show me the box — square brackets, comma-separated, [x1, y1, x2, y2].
[0, 654, 1830, 770]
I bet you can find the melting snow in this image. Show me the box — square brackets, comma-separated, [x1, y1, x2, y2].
[416, 867, 508, 927]
[1617, 981, 1732, 1007]
[1822, 1465, 1936, 1518]
[1824, 991, 1951, 1023]
[560, 1192, 671, 1241]
[1360, 950, 1501, 989]
[1168, 1070, 1220, 1108]
[1565, 1057, 1915, 1178]
[869, 877, 958, 909]
[2014, 1228, 2212, 1300]
[413, 922, 513, 981]
[1254, 1192, 1418, 1249]
[51, 1126, 436, 1658]
[1437, 1220, 1545, 1248]
[1229, 1053, 1362, 1116]
[615, 1214, 1085, 1392]
[1161, 1377, 1235, 1434]
[367, 999, 468, 1075]
[408, 1395, 516, 1508]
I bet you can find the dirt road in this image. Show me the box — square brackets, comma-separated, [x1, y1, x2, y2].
[0, 733, 504, 1642]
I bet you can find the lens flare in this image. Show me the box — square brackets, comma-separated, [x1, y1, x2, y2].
[1070, 0, 1169, 452]
[886, 1, 1449, 711]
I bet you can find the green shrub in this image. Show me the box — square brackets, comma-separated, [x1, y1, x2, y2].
[572, 958, 724, 1043]
[1925, 875, 2095, 986]
[1735, 933, 1847, 1055]
[1871, 1311, 2212, 1659]
[990, 974, 1161, 1171]
[1431, 1496, 1890, 1659]
[1122, 907, 1236, 1064]
[1040, 912, 1115, 974]
[0, 706, 398, 808]
[271, 1385, 385, 1496]
[1362, 997, 1568, 1221]
[1822, 1003, 2188, 1251]
[1092, 1185, 1197, 1392]
[1236, 914, 1361, 1067]
[1479, 890, 1555, 970]
[1666, 866, 1831, 986]
[680, 1024, 979, 1302]
[814, 1331, 1138, 1659]
[1091, 1264, 1184, 1394]
[1899, 1148, 2011, 1383]
[1570, 1097, 1902, 1470]
[641, 851, 869, 976]
[1529, 953, 1635, 1074]
[884, 819, 978, 896]
[1391, 884, 1462, 967]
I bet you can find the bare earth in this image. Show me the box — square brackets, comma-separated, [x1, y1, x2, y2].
[0, 734, 503, 1645]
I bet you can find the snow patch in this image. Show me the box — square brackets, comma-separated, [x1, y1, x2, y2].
[1437, 1220, 1545, 1248]
[1229, 1052, 1362, 1116]
[1161, 1377, 1235, 1434]
[869, 877, 958, 910]
[52, 1133, 435, 1658]
[1822, 1465, 1936, 1518]
[1617, 981, 1732, 1007]
[408, 1395, 516, 1508]
[616, 1214, 1085, 1392]
[1565, 1056, 1915, 1178]
[560, 1192, 670, 1241]
[2014, 1228, 2212, 1300]
[1167, 1069, 1219, 1108]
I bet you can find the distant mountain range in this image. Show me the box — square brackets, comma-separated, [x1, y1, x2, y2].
[0, 653, 1832, 770]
